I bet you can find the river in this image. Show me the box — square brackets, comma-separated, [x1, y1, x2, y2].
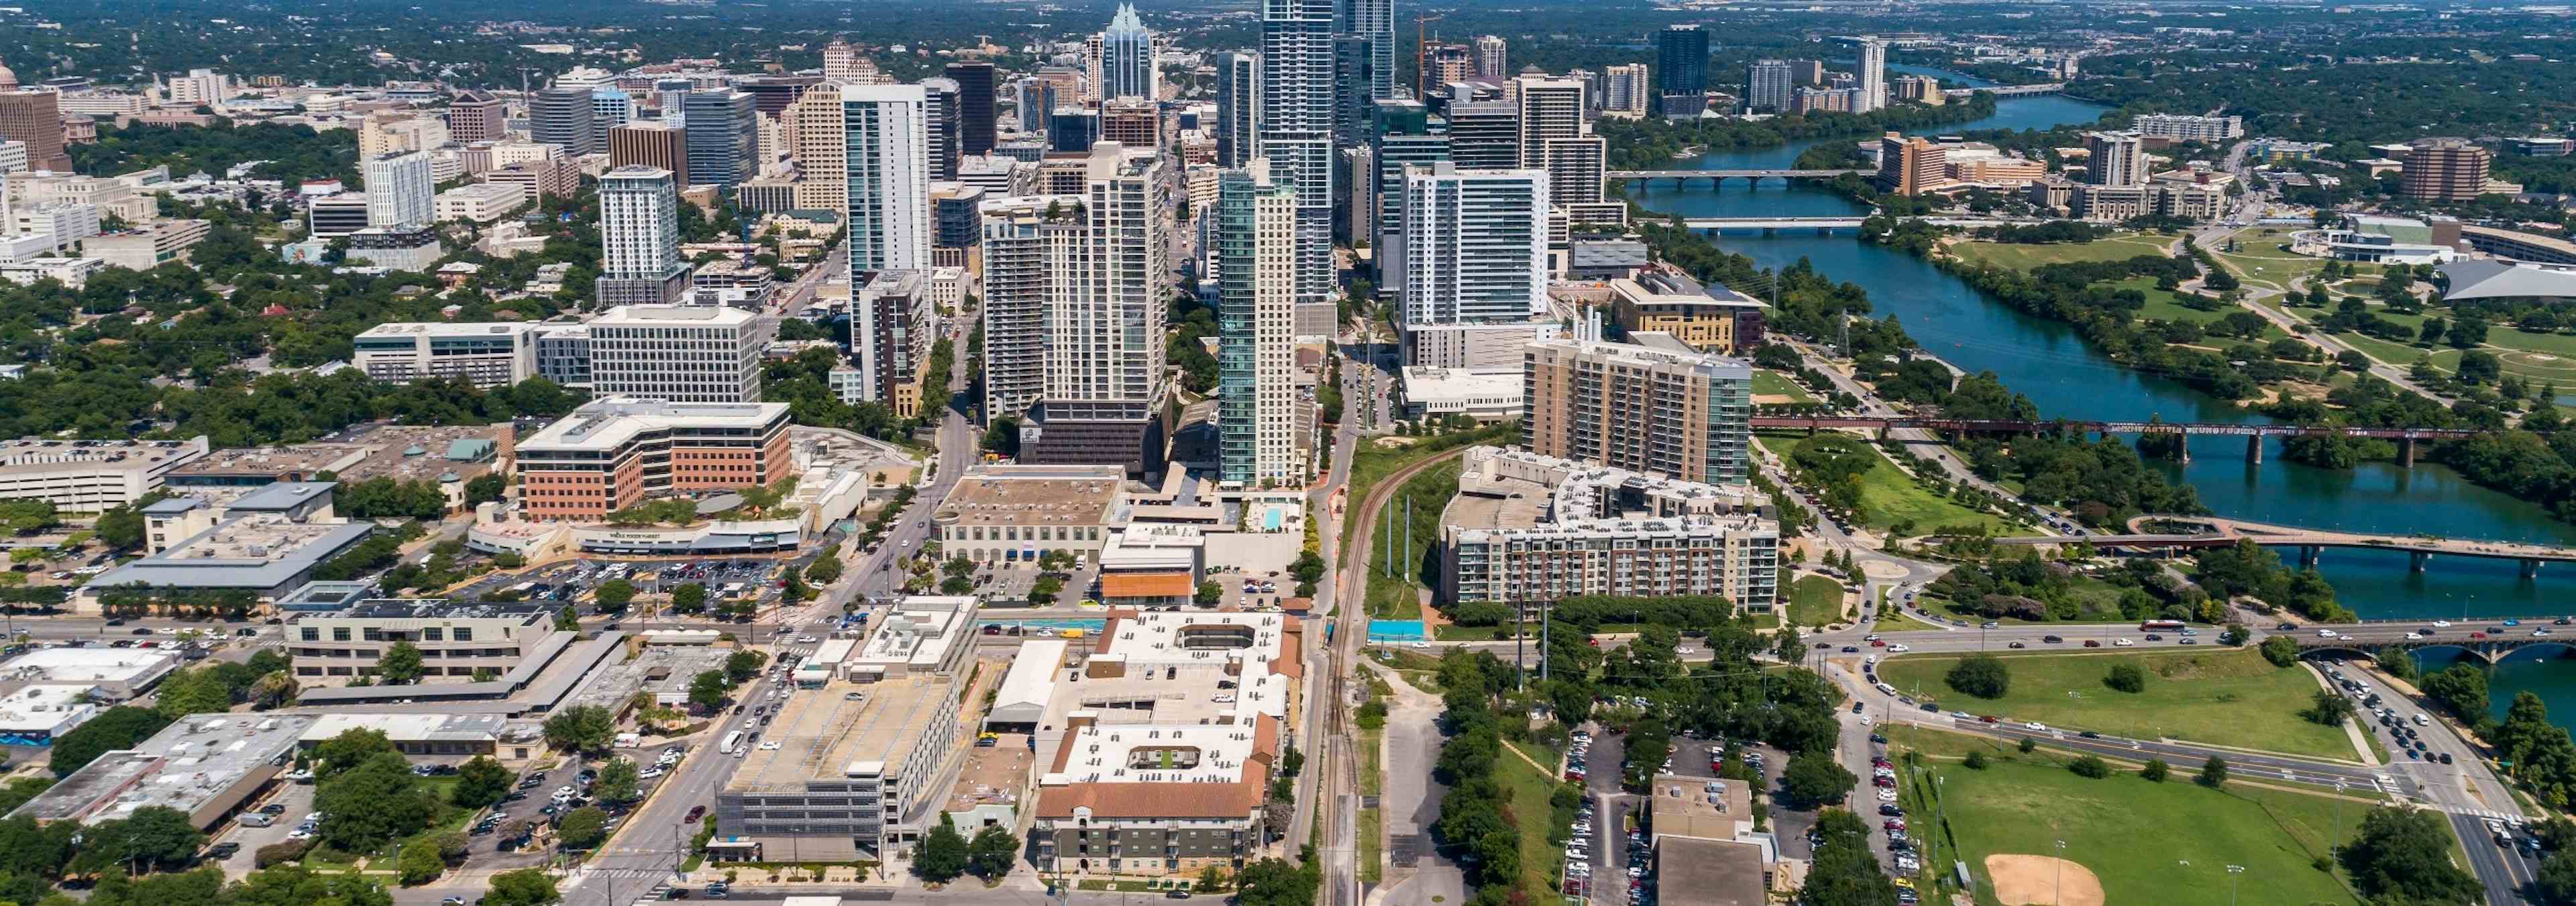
[1619, 70, 2576, 723]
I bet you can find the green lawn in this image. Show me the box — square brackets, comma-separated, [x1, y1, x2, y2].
[1362, 456, 1461, 619]
[1875, 648, 2359, 760]
[2121, 277, 2290, 340]
[1752, 368, 1819, 403]
[1948, 233, 2172, 271]
[1884, 725, 2369, 906]
[1788, 575, 1847, 627]
[1755, 432, 2021, 536]
[2214, 228, 2337, 291]
[1340, 426, 1514, 619]
[1499, 741, 1568, 903]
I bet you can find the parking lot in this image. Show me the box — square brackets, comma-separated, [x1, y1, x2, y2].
[449, 558, 794, 618]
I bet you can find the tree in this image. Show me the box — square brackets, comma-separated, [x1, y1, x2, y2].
[152, 666, 235, 719]
[671, 583, 708, 614]
[2259, 634, 2301, 666]
[2540, 850, 2576, 905]
[2422, 664, 2491, 721]
[1774, 623, 1807, 664]
[453, 756, 512, 807]
[250, 671, 299, 709]
[596, 758, 641, 804]
[315, 752, 436, 852]
[555, 607, 580, 632]
[724, 650, 767, 685]
[556, 806, 607, 850]
[593, 578, 636, 612]
[2339, 805, 2483, 905]
[914, 813, 970, 883]
[2198, 755, 2229, 788]
[464, 473, 507, 507]
[1195, 581, 1222, 607]
[966, 825, 1018, 879]
[378, 641, 425, 685]
[2104, 663, 2145, 693]
[54, 707, 172, 777]
[397, 843, 444, 885]
[1233, 854, 1322, 906]
[688, 670, 729, 711]
[1945, 654, 2010, 699]
[1780, 752, 1858, 807]
[2305, 689, 2357, 727]
[1963, 750, 1990, 770]
[312, 728, 398, 781]
[2068, 754, 2112, 778]
[806, 556, 843, 585]
[2141, 758, 2170, 782]
[542, 705, 615, 754]
[484, 868, 561, 906]
[90, 805, 205, 873]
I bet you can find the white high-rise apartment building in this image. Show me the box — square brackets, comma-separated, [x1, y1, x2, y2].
[596, 166, 686, 305]
[1603, 64, 1652, 117]
[361, 150, 434, 229]
[1102, 4, 1159, 101]
[586, 305, 769, 403]
[1515, 74, 1585, 170]
[164, 68, 227, 107]
[823, 40, 887, 85]
[2084, 130, 2147, 187]
[1472, 36, 1509, 80]
[1043, 144, 1169, 407]
[977, 195, 1061, 423]
[1858, 40, 1887, 113]
[1397, 162, 1548, 328]
[785, 86, 846, 212]
[1258, 0, 1337, 307]
[1745, 60, 1794, 113]
[843, 85, 931, 274]
[2131, 113, 2244, 143]
[1216, 160, 1303, 487]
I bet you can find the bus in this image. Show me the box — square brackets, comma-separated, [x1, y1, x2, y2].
[2139, 619, 2187, 632]
[720, 731, 747, 756]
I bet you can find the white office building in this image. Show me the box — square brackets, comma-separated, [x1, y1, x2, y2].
[1858, 40, 1887, 113]
[586, 305, 770, 403]
[0, 437, 209, 513]
[362, 150, 435, 229]
[1397, 164, 1550, 367]
[1258, 0, 1338, 307]
[353, 321, 547, 389]
[977, 194, 1061, 423]
[843, 85, 932, 274]
[596, 166, 689, 305]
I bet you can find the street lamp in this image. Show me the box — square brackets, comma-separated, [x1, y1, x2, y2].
[2226, 864, 2245, 906]
[2053, 840, 2067, 905]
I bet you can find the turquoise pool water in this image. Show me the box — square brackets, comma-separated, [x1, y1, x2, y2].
[1368, 619, 1428, 642]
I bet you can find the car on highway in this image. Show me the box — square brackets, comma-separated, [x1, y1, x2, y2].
[2082, 640, 2101, 648]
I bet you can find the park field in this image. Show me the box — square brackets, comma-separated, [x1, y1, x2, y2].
[1884, 725, 2370, 906]
[1787, 575, 1847, 627]
[1874, 647, 2359, 760]
[1947, 232, 2174, 271]
[1755, 432, 2020, 536]
[1752, 368, 1819, 403]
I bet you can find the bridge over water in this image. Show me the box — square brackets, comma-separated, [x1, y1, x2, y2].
[1607, 168, 1864, 188]
[1988, 515, 2576, 579]
[1753, 415, 2484, 465]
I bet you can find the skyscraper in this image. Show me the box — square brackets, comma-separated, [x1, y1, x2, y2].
[529, 86, 599, 155]
[1016, 78, 1058, 134]
[1258, 0, 1338, 308]
[1371, 100, 1450, 255]
[1215, 160, 1303, 487]
[1443, 84, 1521, 170]
[609, 121, 688, 186]
[445, 91, 507, 143]
[362, 150, 435, 228]
[1424, 44, 1474, 91]
[1018, 144, 1171, 472]
[596, 166, 690, 306]
[1341, 0, 1395, 109]
[593, 88, 635, 128]
[1102, 4, 1159, 101]
[1472, 35, 1509, 80]
[843, 85, 932, 274]
[2082, 130, 2145, 187]
[1876, 132, 1951, 197]
[1858, 40, 1887, 113]
[2404, 138, 2493, 203]
[977, 195, 1055, 424]
[682, 91, 758, 190]
[1332, 34, 1380, 149]
[1214, 51, 1260, 168]
[824, 40, 884, 85]
[1515, 72, 1582, 170]
[943, 61, 998, 156]
[1745, 59, 1794, 113]
[785, 85, 846, 212]
[1397, 163, 1548, 364]
[920, 77, 962, 182]
[1656, 25, 1709, 118]
[1523, 336, 1752, 484]
[1603, 64, 1651, 117]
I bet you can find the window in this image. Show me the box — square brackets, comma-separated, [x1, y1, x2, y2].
[455, 627, 474, 642]
[332, 627, 351, 642]
[301, 627, 319, 642]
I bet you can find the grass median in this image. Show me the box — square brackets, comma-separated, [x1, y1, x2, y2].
[1875, 647, 2359, 760]
[1884, 725, 2369, 906]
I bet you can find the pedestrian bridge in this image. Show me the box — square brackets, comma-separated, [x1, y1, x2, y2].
[1988, 515, 2576, 579]
[1941, 83, 2066, 98]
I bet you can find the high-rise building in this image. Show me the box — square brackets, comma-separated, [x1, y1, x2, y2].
[824, 40, 885, 85]
[739, 74, 821, 115]
[1876, 132, 1951, 197]
[1341, 0, 1395, 111]
[943, 61, 998, 156]
[1521, 336, 1752, 484]
[1655, 25, 1709, 118]
[1397, 163, 1548, 362]
[1543, 136, 1606, 205]
[785, 86, 845, 212]
[1049, 109, 1100, 154]
[1101, 99, 1160, 148]
[596, 166, 690, 306]
[1216, 160, 1303, 487]
[1515, 73, 1583, 170]
[919, 77, 962, 182]
[2404, 138, 2493, 203]
[445, 91, 507, 143]
[1370, 100, 1450, 254]
[2131, 113, 2244, 143]
[1790, 59, 1825, 86]
[518, 398, 792, 520]
[1083, 34, 1106, 103]
[1018, 144, 1170, 472]
[1425, 44, 1474, 91]
[977, 195, 1056, 424]
[1472, 35, 1509, 80]
[1891, 74, 1944, 106]
[609, 121, 688, 185]
[361, 150, 435, 229]
[2082, 130, 2145, 187]
[1214, 52, 1260, 168]
[586, 306, 770, 404]
[929, 182, 983, 270]
[164, 68, 227, 107]
[1857, 40, 1887, 113]
[843, 85, 932, 274]
[529, 86, 599, 155]
[1332, 34, 1380, 150]
[1442, 83, 1521, 170]
[1603, 64, 1652, 117]
[1258, 0, 1338, 308]
[1102, 4, 1159, 101]
[682, 91, 758, 189]
[1745, 59, 1794, 113]
[845, 270, 936, 408]
[592, 88, 635, 128]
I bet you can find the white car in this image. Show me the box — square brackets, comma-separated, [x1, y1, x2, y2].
[1865, 655, 1878, 666]
[2318, 629, 2339, 638]
[1858, 714, 1872, 726]
[2434, 620, 2453, 628]
[758, 741, 782, 751]
[2112, 638, 2134, 647]
[2025, 722, 2047, 732]
[1876, 789, 1898, 801]
[639, 768, 665, 779]
[1887, 644, 1910, 653]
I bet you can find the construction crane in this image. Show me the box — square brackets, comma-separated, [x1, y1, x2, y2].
[1413, 13, 1445, 98]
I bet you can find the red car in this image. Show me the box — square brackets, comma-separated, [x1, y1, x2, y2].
[1980, 715, 2000, 723]
[2082, 640, 2101, 648]
[2471, 632, 2489, 639]
[1870, 640, 1887, 648]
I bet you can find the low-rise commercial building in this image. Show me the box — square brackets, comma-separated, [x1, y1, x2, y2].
[84, 220, 209, 270]
[354, 321, 551, 389]
[287, 599, 557, 681]
[1398, 366, 1525, 421]
[0, 436, 209, 513]
[517, 397, 794, 520]
[0, 684, 104, 746]
[841, 595, 979, 681]
[932, 464, 1130, 563]
[434, 183, 531, 223]
[1442, 446, 1778, 614]
[9, 713, 319, 829]
[713, 674, 971, 862]
[1096, 525, 1207, 609]
[0, 646, 182, 700]
[83, 483, 374, 610]
[1608, 270, 1766, 354]
[1645, 772, 1778, 906]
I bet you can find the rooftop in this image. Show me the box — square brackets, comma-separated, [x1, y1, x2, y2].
[1527, 336, 1756, 381]
[1, 647, 181, 685]
[523, 397, 790, 453]
[11, 713, 318, 825]
[1611, 270, 1766, 309]
[849, 596, 977, 676]
[591, 305, 761, 328]
[1654, 836, 1769, 906]
[0, 438, 203, 477]
[89, 515, 373, 591]
[1647, 772, 1754, 844]
[294, 711, 509, 745]
[0, 684, 99, 732]
[729, 674, 963, 790]
[933, 465, 1128, 529]
[323, 598, 555, 622]
[2441, 258, 2576, 301]
[172, 444, 373, 480]
[355, 321, 542, 340]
